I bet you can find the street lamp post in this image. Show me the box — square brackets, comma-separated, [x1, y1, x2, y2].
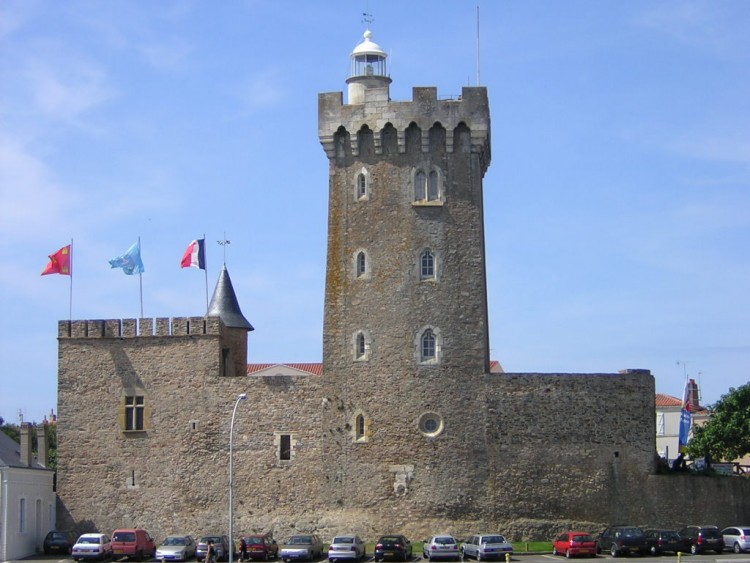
[229, 393, 247, 563]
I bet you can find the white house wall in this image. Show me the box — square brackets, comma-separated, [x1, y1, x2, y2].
[0, 466, 56, 561]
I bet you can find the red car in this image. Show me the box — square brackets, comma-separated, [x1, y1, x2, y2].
[242, 534, 279, 561]
[553, 532, 597, 558]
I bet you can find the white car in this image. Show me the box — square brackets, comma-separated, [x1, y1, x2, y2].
[328, 536, 366, 562]
[423, 536, 459, 561]
[72, 533, 113, 561]
[461, 535, 513, 561]
[156, 535, 197, 561]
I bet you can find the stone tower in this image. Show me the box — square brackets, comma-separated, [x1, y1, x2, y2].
[318, 30, 493, 517]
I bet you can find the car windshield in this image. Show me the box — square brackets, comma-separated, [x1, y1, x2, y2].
[662, 532, 680, 540]
[333, 538, 354, 544]
[289, 537, 313, 545]
[246, 537, 265, 544]
[114, 533, 135, 542]
[79, 537, 101, 545]
[483, 537, 505, 544]
[380, 537, 403, 544]
[702, 529, 721, 538]
[50, 533, 68, 540]
[434, 538, 456, 545]
[622, 529, 643, 538]
[742, 529, 750, 535]
[165, 538, 187, 546]
[200, 537, 222, 545]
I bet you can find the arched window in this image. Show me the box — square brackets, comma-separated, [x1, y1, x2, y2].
[421, 329, 436, 362]
[357, 173, 367, 199]
[414, 168, 441, 203]
[356, 252, 366, 277]
[355, 414, 366, 440]
[414, 171, 426, 201]
[421, 250, 435, 279]
[428, 171, 439, 201]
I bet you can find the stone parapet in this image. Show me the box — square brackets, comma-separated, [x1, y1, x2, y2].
[58, 317, 224, 338]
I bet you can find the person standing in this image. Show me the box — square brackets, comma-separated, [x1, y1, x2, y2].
[239, 537, 247, 562]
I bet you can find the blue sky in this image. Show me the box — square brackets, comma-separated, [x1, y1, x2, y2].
[1, 1, 748, 423]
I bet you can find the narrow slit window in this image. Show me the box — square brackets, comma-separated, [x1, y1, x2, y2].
[357, 173, 367, 199]
[428, 171, 439, 201]
[355, 414, 365, 440]
[356, 252, 366, 277]
[279, 434, 291, 461]
[414, 171, 426, 201]
[356, 332, 366, 358]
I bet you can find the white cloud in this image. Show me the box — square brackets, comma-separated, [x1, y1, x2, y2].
[234, 69, 285, 115]
[23, 54, 115, 122]
[636, 2, 750, 60]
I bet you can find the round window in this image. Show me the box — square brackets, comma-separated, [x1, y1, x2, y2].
[418, 412, 444, 437]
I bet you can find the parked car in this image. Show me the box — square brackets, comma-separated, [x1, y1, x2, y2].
[44, 531, 75, 555]
[679, 526, 724, 555]
[243, 534, 279, 561]
[72, 533, 113, 561]
[643, 529, 684, 556]
[197, 536, 231, 562]
[721, 526, 750, 554]
[280, 535, 324, 562]
[461, 534, 513, 561]
[112, 529, 157, 561]
[596, 526, 648, 557]
[552, 532, 596, 558]
[328, 535, 366, 562]
[374, 535, 412, 562]
[156, 535, 197, 561]
[423, 535, 460, 561]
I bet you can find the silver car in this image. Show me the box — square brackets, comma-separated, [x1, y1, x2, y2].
[461, 535, 513, 561]
[721, 527, 750, 554]
[157, 536, 197, 561]
[280, 535, 324, 562]
[423, 536, 459, 562]
[328, 536, 366, 562]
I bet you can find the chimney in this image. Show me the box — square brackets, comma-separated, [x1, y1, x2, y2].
[688, 379, 700, 410]
[37, 423, 49, 468]
[19, 422, 33, 467]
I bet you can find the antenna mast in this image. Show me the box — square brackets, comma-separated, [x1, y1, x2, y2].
[476, 5, 481, 86]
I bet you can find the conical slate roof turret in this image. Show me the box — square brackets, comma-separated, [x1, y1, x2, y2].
[207, 265, 254, 331]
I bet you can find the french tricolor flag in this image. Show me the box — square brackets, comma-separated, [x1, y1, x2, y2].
[180, 239, 206, 269]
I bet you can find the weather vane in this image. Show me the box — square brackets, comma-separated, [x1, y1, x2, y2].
[218, 234, 231, 265]
[361, 12, 374, 26]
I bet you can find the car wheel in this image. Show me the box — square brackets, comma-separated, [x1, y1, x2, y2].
[566, 550, 571, 559]
[735, 543, 742, 554]
[610, 545, 618, 558]
[690, 545, 697, 555]
[649, 547, 657, 557]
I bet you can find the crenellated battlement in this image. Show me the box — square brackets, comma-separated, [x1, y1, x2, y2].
[319, 86, 490, 173]
[58, 316, 225, 339]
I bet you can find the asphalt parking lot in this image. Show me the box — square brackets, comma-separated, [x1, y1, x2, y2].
[10, 553, 750, 563]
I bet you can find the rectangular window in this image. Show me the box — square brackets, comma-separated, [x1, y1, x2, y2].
[125, 396, 145, 431]
[279, 434, 291, 461]
[19, 498, 26, 533]
[656, 413, 665, 435]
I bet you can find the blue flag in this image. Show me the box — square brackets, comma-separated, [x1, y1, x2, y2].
[109, 241, 145, 275]
[678, 379, 693, 453]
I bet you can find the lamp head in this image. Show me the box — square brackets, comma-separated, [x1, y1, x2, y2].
[238, 393, 247, 401]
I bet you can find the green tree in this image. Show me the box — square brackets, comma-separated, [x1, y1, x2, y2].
[688, 382, 750, 461]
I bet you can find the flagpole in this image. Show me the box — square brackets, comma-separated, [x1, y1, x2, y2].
[203, 233, 209, 315]
[69, 238, 74, 321]
[138, 236, 144, 318]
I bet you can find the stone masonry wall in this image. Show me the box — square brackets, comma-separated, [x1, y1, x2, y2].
[57, 321, 749, 543]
